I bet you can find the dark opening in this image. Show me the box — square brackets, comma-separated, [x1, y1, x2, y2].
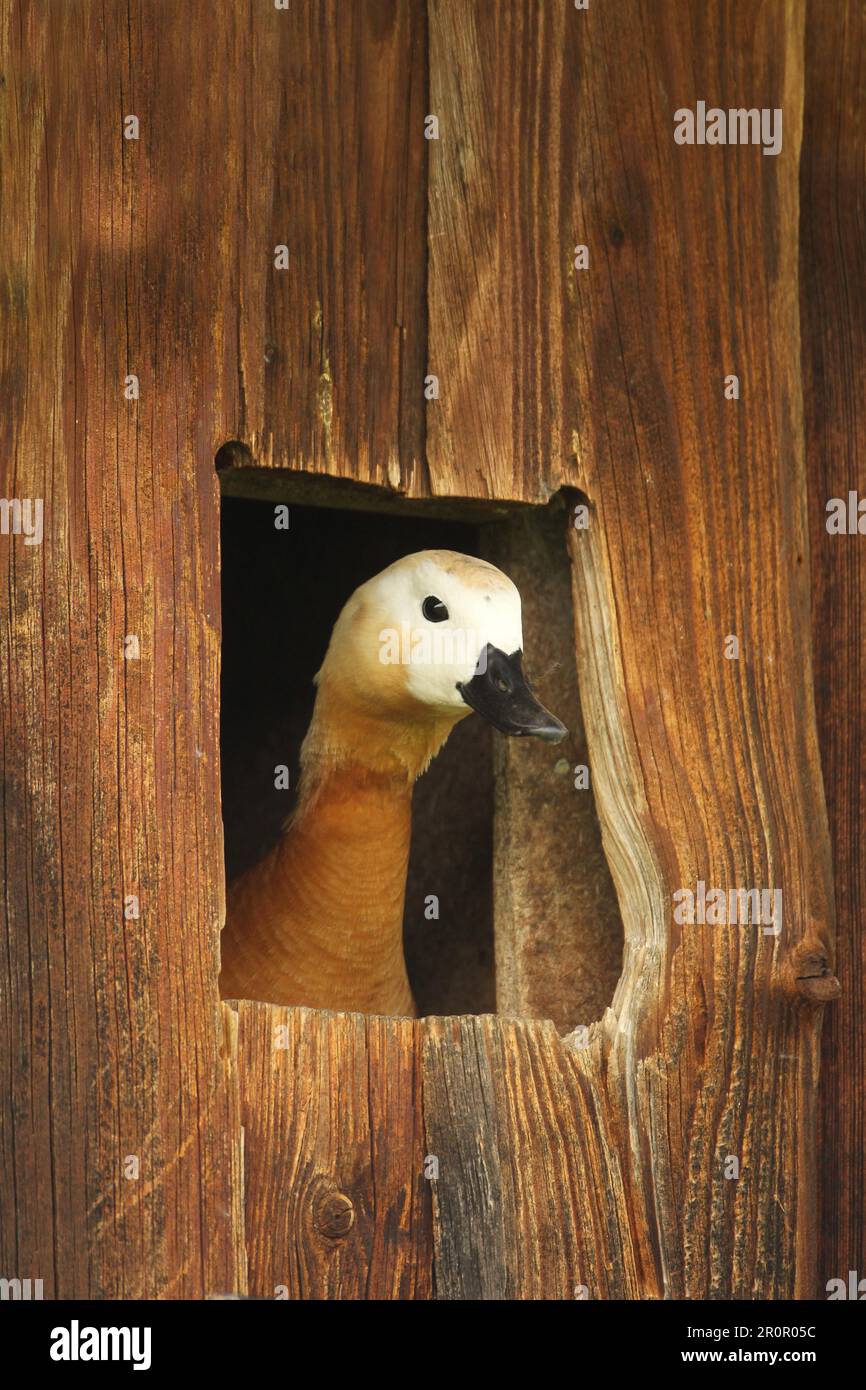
[220, 495, 495, 1015]
[218, 465, 623, 1028]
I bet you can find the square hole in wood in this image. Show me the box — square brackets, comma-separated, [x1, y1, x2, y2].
[218, 462, 622, 1030]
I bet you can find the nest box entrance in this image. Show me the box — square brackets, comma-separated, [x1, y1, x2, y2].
[217, 463, 622, 1029]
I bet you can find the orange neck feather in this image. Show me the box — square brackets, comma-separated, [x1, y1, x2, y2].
[220, 681, 466, 1016]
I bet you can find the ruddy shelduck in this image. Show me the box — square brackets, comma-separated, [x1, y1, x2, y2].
[219, 550, 566, 1017]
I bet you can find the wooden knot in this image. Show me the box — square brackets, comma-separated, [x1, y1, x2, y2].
[789, 943, 841, 1003]
[313, 1190, 355, 1240]
[796, 974, 842, 1003]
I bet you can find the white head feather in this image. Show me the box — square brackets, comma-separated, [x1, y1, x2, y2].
[317, 550, 524, 717]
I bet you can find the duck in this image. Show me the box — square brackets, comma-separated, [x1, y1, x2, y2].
[218, 549, 566, 1018]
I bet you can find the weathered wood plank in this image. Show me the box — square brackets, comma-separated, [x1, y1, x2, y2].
[1, 0, 849, 1306]
[801, 0, 866, 1297]
[564, 0, 832, 1300]
[422, 0, 834, 1299]
[230, 0, 429, 495]
[483, 510, 622, 1032]
[426, 0, 585, 502]
[421, 1016, 507, 1299]
[0, 0, 245, 1297]
[422, 1015, 638, 1300]
[236, 1003, 432, 1299]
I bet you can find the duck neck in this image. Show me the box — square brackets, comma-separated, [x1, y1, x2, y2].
[231, 688, 463, 1016]
[278, 760, 416, 1014]
[298, 682, 463, 795]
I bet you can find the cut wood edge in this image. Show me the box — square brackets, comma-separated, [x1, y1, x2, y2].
[565, 498, 669, 1070]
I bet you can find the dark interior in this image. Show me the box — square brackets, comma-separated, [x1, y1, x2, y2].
[219, 497, 496, 1015]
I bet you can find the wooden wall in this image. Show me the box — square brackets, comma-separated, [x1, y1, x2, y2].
[1, 0, 857, 1299]
[801, 3, 866, 1296]
[0, 0, 246, 1296]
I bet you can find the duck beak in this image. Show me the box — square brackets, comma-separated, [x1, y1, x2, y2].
[457, 645, 567, 743]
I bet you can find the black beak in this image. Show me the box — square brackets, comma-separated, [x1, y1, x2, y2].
[457, 646, 567, 743]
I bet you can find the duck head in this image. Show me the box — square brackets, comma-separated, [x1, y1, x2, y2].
[309, 551, 566, 775]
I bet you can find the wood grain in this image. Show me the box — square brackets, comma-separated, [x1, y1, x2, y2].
[483, 508, 623, 1033]
[801, 0, 866, 1298]
[564, 0, 832, 1298]
[228, 0, 429, 495]
[0, 0, 851, 1303]
[423, 1014, 639, 1299]
[0, 0, 245, 1297]
[236, 1002, 431, 1299]
[421, 0, 835, 1298]
[426, 0, 585, 502]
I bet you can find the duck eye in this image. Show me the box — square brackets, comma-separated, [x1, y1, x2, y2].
[422, 595, 449, 623]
